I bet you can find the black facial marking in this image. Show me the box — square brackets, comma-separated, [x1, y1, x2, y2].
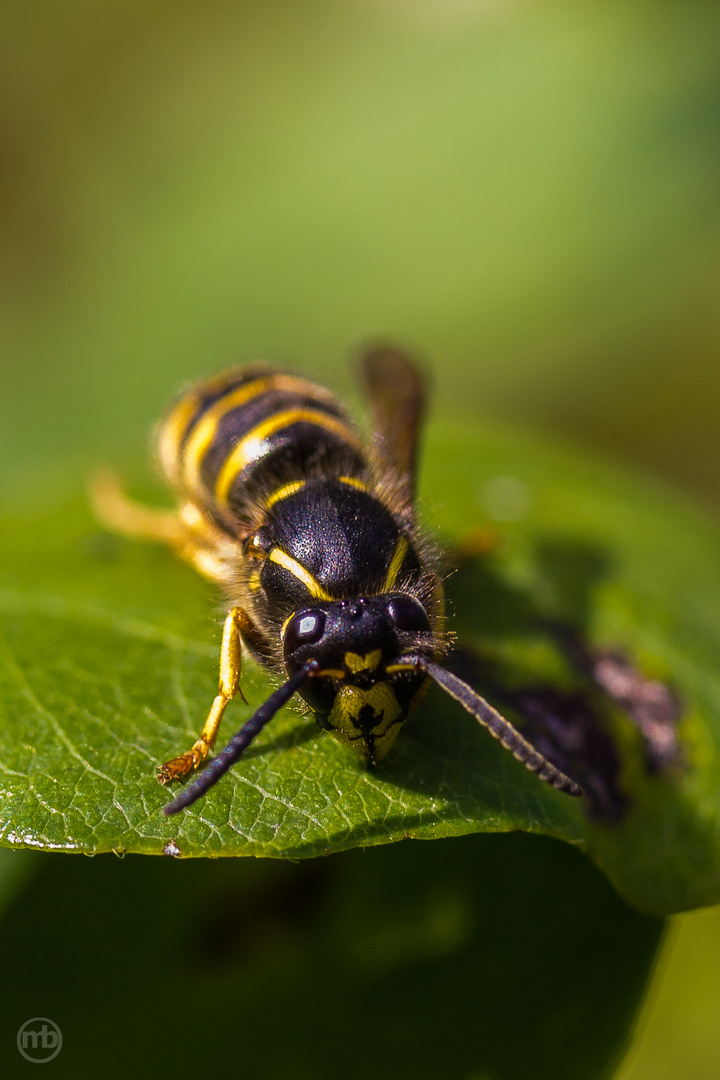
[353, 704, 384, 734]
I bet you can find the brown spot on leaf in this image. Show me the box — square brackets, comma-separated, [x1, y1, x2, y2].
[592, 649, 683, 772]
[548, 623, 683, 773]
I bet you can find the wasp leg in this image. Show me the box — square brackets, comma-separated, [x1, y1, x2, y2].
[90, 467, 235, 583]
[174, 540, 233, 584]
[158, 607, 248, 784]
[89, 466, 190, 545]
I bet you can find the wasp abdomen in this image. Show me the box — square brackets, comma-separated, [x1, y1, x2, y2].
[158, 368, 367, 528]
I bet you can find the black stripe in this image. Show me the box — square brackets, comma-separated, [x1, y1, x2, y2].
[225, 425, 367, 513]
[176, 366, 275, 453]
[198, 390, 348, 494]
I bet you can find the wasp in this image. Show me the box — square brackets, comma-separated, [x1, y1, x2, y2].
[92, 346, 583, 815]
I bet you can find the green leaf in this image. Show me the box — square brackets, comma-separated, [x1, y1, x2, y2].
[1, 419, 719, 916]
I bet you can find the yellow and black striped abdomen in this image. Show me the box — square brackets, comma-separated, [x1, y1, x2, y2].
[157, 368, 368, 528]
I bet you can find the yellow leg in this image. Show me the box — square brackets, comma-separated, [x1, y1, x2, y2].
[175, 541, 233, 584]
[89, 466, 189, 546]
[89, 467, 235, 583]
[157, 607, 246, 784]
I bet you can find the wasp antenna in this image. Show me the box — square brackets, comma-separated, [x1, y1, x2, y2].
[406, 656, 584, 798]
[163, 664, 315, 816]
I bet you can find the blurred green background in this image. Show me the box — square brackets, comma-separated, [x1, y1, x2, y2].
[1, 1, 719, 1076]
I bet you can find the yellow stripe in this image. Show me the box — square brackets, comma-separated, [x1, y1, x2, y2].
[215, 408, 362, 505]
[266, 480, 306, 508]
[157, 392, 203, 486]
[181, 373, 330, 496]
[267, 475, 365, 509]
[338, 475, 368, 492]
[269, 548, 334, 601]
[158, 367, 252, 486]
[182, 377, 276, 495]
[382, 536, 409, 591]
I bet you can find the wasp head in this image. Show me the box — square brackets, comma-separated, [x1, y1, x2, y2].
[282, 593, 434, 763]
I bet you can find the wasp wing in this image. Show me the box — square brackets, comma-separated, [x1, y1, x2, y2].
[359, 344, 427, 516]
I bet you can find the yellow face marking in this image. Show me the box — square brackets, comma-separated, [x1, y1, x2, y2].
[215, 409, 362, 505]
[248, 569, 262, 592]
[269, 547, 335, 601]
[385, 662, 416, 674]
[344, 650, 382, 673]
[266, 480, 306, 508]
[328, 682, 404, 761]
[338, 475, 368, 492]
[382, 536, 410, 592]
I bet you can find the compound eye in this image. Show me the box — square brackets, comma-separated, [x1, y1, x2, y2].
[386, 594, 430, 633]
[283, 609, 326, 655]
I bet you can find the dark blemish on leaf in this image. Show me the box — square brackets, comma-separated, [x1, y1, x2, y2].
[592, 650, 683, 772]
[501, 685, 627, 822]
[184, 860, 334, 973]
[450, 648, 627, 822]
[447, 536, 684, 820]
[549, 623, 684, 774]
[163, 839, 181, 857]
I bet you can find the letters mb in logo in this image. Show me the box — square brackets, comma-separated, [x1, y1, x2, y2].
[17, 1018, 63, 1063]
